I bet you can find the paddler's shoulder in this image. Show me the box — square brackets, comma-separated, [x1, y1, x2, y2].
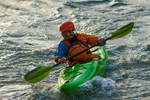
[74, 33, 87, 36]
[58, 41, 68, 47]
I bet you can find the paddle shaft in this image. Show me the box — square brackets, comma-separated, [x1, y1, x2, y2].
[53, 37, 110, 67]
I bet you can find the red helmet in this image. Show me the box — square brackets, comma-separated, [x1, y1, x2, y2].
[59, 21, 75, 32]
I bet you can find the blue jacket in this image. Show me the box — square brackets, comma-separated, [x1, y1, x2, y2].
[55, 40, 88, 59]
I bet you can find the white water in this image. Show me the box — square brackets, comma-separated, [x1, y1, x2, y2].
[0, 0, 150, 99]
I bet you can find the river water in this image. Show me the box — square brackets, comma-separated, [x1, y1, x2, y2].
[0, 0, 150, 100]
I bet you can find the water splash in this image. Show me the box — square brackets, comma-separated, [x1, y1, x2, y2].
[76, 76, 119, 97]
[30, 76, 120, 100]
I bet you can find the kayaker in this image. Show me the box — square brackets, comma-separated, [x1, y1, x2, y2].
[54, 21, 106, 66]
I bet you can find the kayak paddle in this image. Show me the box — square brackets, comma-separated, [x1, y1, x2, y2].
[24, 22, 134, 83]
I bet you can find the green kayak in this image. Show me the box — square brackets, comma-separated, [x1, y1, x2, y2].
[58, 46, 108, 94]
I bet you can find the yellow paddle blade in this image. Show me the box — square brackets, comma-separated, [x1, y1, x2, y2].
[110, 22, 134, 39]
[24, 66, 54, 83]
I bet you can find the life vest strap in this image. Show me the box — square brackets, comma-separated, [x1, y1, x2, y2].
[77, 34, 81, 45]
[63, 40, 71, 47]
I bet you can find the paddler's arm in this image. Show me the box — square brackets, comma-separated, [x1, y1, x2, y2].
[58, 57, 66, 64]
[97, 38, 106, 46]
[54, 52, 67, 64]
[80, 33, 106, 46]
[54, 41, 68, 64]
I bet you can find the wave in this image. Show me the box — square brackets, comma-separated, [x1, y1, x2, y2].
[63, 0, 111, 8]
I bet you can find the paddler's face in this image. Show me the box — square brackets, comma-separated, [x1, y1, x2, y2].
[61, 31, 72, 40]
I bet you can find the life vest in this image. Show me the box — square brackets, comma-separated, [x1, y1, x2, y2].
[63, 33, 93, 64]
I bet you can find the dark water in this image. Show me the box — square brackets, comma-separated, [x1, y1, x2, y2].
[0, 0, 150, 100]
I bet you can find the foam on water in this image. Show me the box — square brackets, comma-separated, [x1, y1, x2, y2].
[74, 76, 120, 97]
[30, 76, 120, 100]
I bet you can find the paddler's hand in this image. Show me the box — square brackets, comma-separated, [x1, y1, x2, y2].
[98, 38, 106, 46]
[58, 57, 66, 64]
